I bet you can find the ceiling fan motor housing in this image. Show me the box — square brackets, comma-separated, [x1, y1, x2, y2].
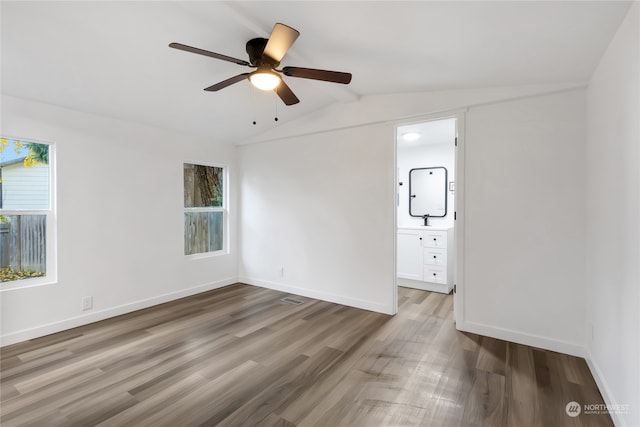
[246, 38, 278, 67]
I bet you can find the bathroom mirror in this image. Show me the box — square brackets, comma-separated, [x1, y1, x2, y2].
[409, 167, 447, 218]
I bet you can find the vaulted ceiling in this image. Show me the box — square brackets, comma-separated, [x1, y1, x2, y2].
[1, 1, 631, 144]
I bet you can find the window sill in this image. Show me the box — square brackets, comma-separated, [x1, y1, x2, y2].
[0, 276, 57, 292]
[185, 250, 229, 261]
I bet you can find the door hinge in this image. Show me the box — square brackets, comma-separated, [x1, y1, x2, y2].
[455, 137, 458, 147]
[454, 211, 457, 220]
[453, 284, 457, 294]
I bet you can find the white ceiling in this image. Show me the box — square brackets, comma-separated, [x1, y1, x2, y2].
[1, 1, 631, 144]
[397, 118, 456, 147]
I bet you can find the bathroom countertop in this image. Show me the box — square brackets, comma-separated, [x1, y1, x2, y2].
[397, 225, 452, 231]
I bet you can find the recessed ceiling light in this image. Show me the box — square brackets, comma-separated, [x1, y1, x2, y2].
[402, 132, 421, 141]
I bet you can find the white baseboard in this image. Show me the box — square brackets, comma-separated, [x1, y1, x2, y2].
[459, 320, 585, 358]
[238, 277, 394, 315]
[585, 350, 629, 427]
[0, 277, 238, 347]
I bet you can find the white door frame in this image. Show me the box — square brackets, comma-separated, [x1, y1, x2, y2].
[393, 111, 466, 327]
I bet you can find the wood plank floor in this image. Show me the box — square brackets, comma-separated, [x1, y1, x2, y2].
[1, 284, 613, 426]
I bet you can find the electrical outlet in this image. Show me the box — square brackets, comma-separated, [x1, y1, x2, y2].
[82, 296, 93, 311]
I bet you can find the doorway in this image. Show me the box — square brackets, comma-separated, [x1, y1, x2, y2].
[394, 115, 463, 324]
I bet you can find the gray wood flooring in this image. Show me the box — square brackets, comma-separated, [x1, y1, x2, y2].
[1, 284, 613, 426]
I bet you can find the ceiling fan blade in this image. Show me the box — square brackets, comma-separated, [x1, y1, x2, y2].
[263, 23, 300, 64]
[283, 67, 352, 84]
[169, 42, 250, 67]
[275, 80, 300, 106]
[204, 73, 250, 91]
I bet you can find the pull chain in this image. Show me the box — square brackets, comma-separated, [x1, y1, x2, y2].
[250, 84, 281, 125]
[251, 83, 257, 125]
[274, 88, 279, 122]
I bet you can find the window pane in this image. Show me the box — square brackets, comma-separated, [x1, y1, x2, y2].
[184, 163, 223, 208]
[0, 139, 50, 210]
[184, 211, 223, 255]
[0, 215, 46, 282]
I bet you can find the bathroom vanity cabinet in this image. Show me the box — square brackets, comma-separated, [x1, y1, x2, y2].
[397, 227, 453, 293]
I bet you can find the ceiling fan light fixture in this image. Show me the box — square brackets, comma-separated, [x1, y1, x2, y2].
[249, 69, 281, 91]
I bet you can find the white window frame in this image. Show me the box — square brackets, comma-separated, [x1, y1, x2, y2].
[183, 161, 228, 258]
[0, 137, 57, 291]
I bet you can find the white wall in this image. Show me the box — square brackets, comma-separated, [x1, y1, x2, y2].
[243, 83, 583, 146]
[397, 142, 455, 229]
[1, 83, 587, 352]
[585, 3, 639, 426]
[238, 124, 397, 314]
[463, 89, 587, 356]
[0, 95, 239, 345]
[239, 84, 589, 357]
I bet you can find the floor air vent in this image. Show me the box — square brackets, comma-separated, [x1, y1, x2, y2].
[280, 297, 304, 305]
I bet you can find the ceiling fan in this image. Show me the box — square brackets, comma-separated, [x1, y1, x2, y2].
[169, 23, 352, 106]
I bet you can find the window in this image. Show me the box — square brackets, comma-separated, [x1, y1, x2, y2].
[183, 163, 226, 256]
[0, 138, 55, 288]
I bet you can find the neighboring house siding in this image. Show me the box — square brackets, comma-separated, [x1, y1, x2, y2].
[1, 162, 49, 209]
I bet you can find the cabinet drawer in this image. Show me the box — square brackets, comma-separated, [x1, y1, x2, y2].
[423, 248, 446, 266]
[423, 265, 447, 284]
[422, 231, 447, 248]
